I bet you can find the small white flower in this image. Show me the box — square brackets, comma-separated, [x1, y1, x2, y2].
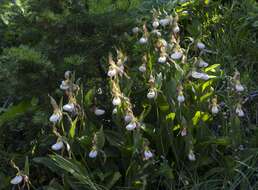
[63, 103, 75, 112]
[60, 80, 69, 90]
[159, 39, 168, 47]
[159, 18, 171, 27]
[144, 150, 153, 160]
[49, 112, 62, 123]
[236, 106, 244, 117]
[235, 82, 244, 92]
[89, 149, 98, 158]
[10, 175, 23, 185]
[139, 37, 148, 44]
[152, 20, 159, 28]
[173, 25, 180, 33]
[198, 59, 209, 67]
[197, 42, 205, 49]
[132, 27, 140, 34]
[158, 56, 167, 63]
[188, 150, 196, 161]
[181, 128, 187, 136]
[112, 97, 121, 106]
[171, 51, 183, 60]
[147, 89, 157, 99]
[94, 108, 105, 116]
[139, 64, 146, 72]
[211, 105, 219, 114]
[177, 94, 185, 103]
[107, 68, 117, 77]
[51, 141, 64, 151]
[126, 122, 137, 131]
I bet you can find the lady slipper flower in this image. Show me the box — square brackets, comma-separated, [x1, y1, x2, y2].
[177, 92, 185, 103]
[10, 175, 23, 185]
[198, 58, 209, 68]
[63, 103, 75, 113]
[112, 108, 117, 114]
[126, 122, 137, 131]
[139, 36, 148, 44]
[235, 80, 244, 92]
[236, 104, 244, 117]
[147, 88, 157, 99]
[132, 27, 140, 34]
[173, 24, 180, 33]
[107, 68, 117, 78]
[49, 112, 62, 123]
[158, 55, 167, 64]
[94, 108, 105, 116]
[144, 149, 153, 160]
[181, 127, 187, 136]
[112, 96, 121, 106]
[89, 147, 98, 158]
[124, 113, 133, 123]
[138, 64, 146, 72]
[197, 41, 205, 49]
[188, 150, 196, 161]
[60, 80, 70, 90]
[159, 17, 172, 27]
[171, 51, 183, 60]
[152, 19, 159, 29]
[51, 140, 64, 151]
[211, 96, 219, 114]
[191, 71, 209, 80]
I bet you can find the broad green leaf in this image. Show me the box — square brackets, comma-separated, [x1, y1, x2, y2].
[0, 100, 37, 127]
[192, 111, 201, 126]
[200, 91, 213, 102]
[204, 64, 220, 72]
[106, 172, 121, 189]
[202, 80, 213, 92]
[69, 117, 78, 139]
[24, 156, 29, 176]
[84, 88, 95, 108]
[166, 112, 176, 121]
[96, 127, 105, 149]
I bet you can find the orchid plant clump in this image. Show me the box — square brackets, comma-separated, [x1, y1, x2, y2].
[10, 8, 248, 190]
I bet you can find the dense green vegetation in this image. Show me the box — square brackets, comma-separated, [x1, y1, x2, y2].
[0, 0, 257, 189]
